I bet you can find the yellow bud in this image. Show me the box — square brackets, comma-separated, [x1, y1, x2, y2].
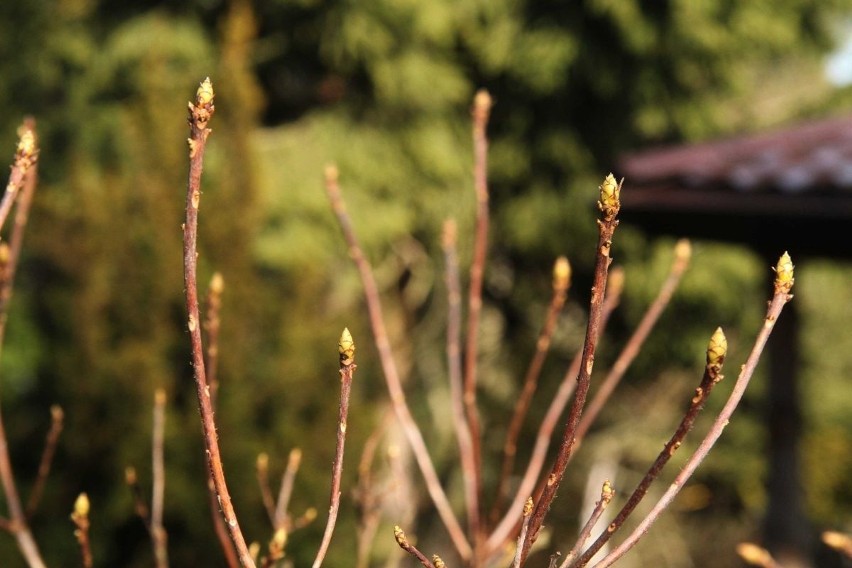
[154, 388, 166, 406]
[553, 256, 571, 291]
[324, 164, 339, 185]
[393, 525, 408, 547]
[473, 89, 493, 121]
[523, 496, 534, 517]
[17, 128, 35, 159]
[774, 251, 794, 294]
[433, 555, 446, 568]
[736, 542, 773, 566]
[74, 493, 90, 518]
[598, 174, 621, 216]
[272, 527, 287, 549]
[256, 452, 269, 472]
[601, 480, 614, 503]
[674, 239, 692, 263]
[339, 327, 355, 366]
[209, 272, 224, 294]
[196, 77, 214, 106]
[706, 327, 727, 369]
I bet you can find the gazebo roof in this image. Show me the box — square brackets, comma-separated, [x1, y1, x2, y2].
[618, 115, 852, 258]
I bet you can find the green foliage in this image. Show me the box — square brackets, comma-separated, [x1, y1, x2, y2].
[0, 0, 849, 566]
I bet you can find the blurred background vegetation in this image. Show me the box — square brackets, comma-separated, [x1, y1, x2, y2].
[0, 0, 851, 566]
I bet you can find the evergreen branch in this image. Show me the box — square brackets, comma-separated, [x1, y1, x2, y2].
[462, 90, 494, 543]
[324, 165, 472, 559]
[442, 219, 479, 545]
[183, 77, 254, 567]
[394, 526, 436, 568]
[312, 328, 357, 568]
[573, 328, 727, 566]
[26, 405, 64, 518]
[588, 253, 795, 568]
[151, 389, 169, 568]
[486, 267, 623, 556]
[495, 256, 571, 521]
[572, 239, 691, 452]
[560, 481, 613, 568]
[521, 175, 623, 563]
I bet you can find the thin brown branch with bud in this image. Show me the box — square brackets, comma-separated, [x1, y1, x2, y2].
[521, 174, 622, 563]
[574, 328, 727, 566]
[311, 328, 357, 568]
[274, 447, 303, 529]
[487, 267, 624, 556]
[442, 218, 479, 545]
[0, 121, 47, 568]
[26, 405, 64, 518]
[572, 240, 690, 451]
[495, 256, 572, 521]
[183, 77, 255, 567]
[71, 493, 93, 568]
[512, 498, 535, 568]
[325, 164, 471, 559]
[463, 90, 494, 544]
[260, 528, 287, 568]
[394, 526, 436, 568]
[561, 481, 614, 568]
[588, 253, 795, 568]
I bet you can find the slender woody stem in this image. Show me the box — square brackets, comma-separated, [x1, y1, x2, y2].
[312, 328, 357, 568]
[521, 175, 622, 563]
[0, 122, 46, 568]
[463, 91, 493, 545]
[442, 219, 479, 544]
[512, 498, 535, 568]
[495, 256, 571, 521]
[573, 328, 727, 566]
[151, 389, 169, 568]
[183, 77, 255, 567]
[71, 493, 93, 568]
[274, 447, 302, 528]
[26, 405, 64, 518]
[325, 165, 472, 559]
[486, 268, 624, 556]
[589, 254, 794, 568]
[560, 481, 613, 568]
[572, 240, 691, 452]
[394, 526, 436, 568]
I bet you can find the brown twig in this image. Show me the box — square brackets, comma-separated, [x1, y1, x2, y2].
[512, 498, 535, 568]
[312, 328, 357, 568]
[587, 253, 795, 568]
[151, 389, 169, 568]
[736, 542, 782, 568]
[442, 219, 479, 544]
[204, 272, 224, 407]
[394, 526, 436, 568]
[495, 256, 571, 521]
[183, 77, 255, 567]
[822, 531, 852, 558]
[26, 405, 64, 518]
[560, 481, 614, 568]
[521, 175, 622, 563]
[486, 267, 624, 556]
[573, 327, 727, 565]
[324, 165, 471, 559]
[0, 123, 46, 568]
[462, 90, 493, 547]
[256, 453, 276, 524]
[71, 493, 93, 568]
[203, 273, 240, 568]
[274, 447, 302, 529]
[125, 467, 150, 526]
[572, 239, 691, 453]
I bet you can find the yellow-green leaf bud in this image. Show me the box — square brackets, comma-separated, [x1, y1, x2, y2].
[339, 327, 355, 366]
[706, 327, 727, 369]
[774, 251, 794, 294]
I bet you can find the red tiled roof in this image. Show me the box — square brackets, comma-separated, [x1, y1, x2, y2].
[615, 116, 852, 257]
